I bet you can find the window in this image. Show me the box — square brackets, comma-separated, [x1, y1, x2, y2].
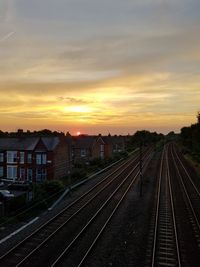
[0, 153, 4, 162]
[36, 168, 46, 182]
[27, 169, 33, 181]
[19, 168, 25, 180]
[27, 153, 32, 163]
[113, 144, 119, 153]
[100, 145, 104, 159]
[36, 154, 47, 165]
[20, 152, 25, 164]
[0, 167, 3, 177]
[42, 154, 47, 164]
[7, 166, 17, 180]
[7, 151, 18, 163]
[81, 149, 86, 157]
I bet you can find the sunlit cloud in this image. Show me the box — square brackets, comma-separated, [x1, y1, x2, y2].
[0, 0, 200, 134]
[0, 31, 15, 43]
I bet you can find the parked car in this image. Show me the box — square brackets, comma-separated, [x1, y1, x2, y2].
[0, 190, 14, 200]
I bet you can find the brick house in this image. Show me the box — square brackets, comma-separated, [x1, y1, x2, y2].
[0, 136, 70, 182]
[73, 135, 105, 163]
[102, 135, 126, 158]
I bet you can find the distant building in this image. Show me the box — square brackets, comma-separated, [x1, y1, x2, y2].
[0, 136, 70, 182]
[72, 134, 127, 163]
[73, 135, 105, 163]
[102, 135, 126, 158]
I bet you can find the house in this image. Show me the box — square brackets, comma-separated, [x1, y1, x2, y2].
[0, 136, 70, 182]
[102, 135, 126, 158]
[73, 135, 105, 163]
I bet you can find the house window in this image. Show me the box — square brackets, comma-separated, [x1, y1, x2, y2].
[81, 149, 86, 157]
[0, 167, 3, 177]
[7, 151, 18, 163]
[27, 169, 33, 181]
[7, 166, 17, 180]
[42, 154, 47, 164]
[36, 154, 47, 165]
[36, 168, 46, 182]
[100, 145, 104, 159]
[20, 152, 25, 164]
[27, 153, 32, 163]
[0, 153, 4, 162]
[113, 144, 119, 153]
[19, 168, 25, 180]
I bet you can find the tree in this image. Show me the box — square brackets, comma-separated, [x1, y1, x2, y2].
[180, 112, 200, 162]
[197, 111, 200, 124]
[131, 130, 163, 146]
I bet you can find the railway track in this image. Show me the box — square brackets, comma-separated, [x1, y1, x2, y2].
[169, 143, 200, 266]
[0, 147, 153, 267]
[146, 145, 181, 267]
[146, 143, 200, 267]
[171, 144, 200, 228]
[50, 147, 153, 267]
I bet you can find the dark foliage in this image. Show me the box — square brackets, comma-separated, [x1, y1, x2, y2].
[180, 112, 200, 162]
[34, 180, 64, 202]
[131, 130, 164, 146]
[0, 129, 66, 137]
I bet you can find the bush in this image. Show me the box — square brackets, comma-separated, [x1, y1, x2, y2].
[43, 180, 64, 194]
[5, 193, 27, 214]
[90, 158, 104, 167]
[71, 168, 87, 182]
[34, 180, 64, 202]
[119, 151, 128, 158]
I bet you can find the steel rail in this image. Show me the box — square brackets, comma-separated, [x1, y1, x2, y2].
[172, 144, 200, 198]
[166, 146, 181, 267]
[15, 153, 146, 267]
[77, 150, 153, 267]
[0, 153, 136, 260]
[151, 146, 165, 267]
[51, 150, 153, 266]
[170, 145, 200, 232]
[151, 145, 181, 267]
[0, 148, 152, 266]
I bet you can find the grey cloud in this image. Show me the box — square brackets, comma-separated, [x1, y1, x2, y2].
[0, 111, 50, 119]
[57, 96, 93, 104]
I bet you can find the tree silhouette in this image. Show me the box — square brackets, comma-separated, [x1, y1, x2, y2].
[197, 111, 200, 124]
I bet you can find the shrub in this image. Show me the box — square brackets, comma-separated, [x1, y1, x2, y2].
[71, 168, 87, 181]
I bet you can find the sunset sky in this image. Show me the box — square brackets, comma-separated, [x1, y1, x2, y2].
[0, 0, 200, 135]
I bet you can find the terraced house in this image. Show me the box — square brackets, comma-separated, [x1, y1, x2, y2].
[72, 134, 127, 163]
[72, 135, 105, 163]
[0, 136, 70, 182]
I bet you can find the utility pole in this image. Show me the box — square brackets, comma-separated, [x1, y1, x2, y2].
[139, 140, 143, 197]
[67, 158, 72, 193]
[68, 169, 71, 189]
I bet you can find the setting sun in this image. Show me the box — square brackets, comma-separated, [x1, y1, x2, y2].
[63, 106, 91, 113]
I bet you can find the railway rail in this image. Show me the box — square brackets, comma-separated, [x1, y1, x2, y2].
[169, 143, 200, 266]
[147, 145, 181, 267]
[171, 144, 200, 228]
[0, 146, 153, 267]
[146, 143, 200, 267]
[51, 147, 153, 267]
